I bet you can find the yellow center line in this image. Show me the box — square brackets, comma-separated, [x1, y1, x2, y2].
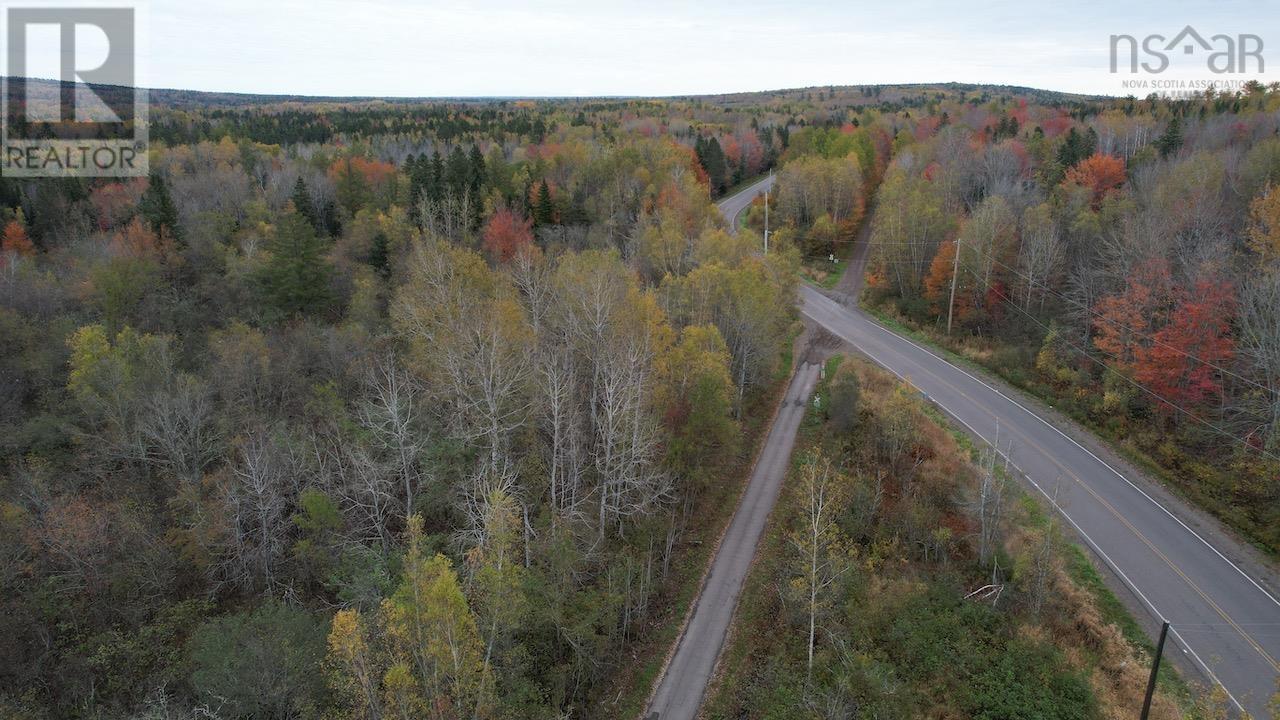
[1028, 440, 1280, 673]
[866, 323, 1280, 674]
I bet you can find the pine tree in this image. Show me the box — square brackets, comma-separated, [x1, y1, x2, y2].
[445, 146, 470, 198]
[429, 150, 444, 202]
[260, 206, 332, 317]
[291, 177, 320, 234]
[467, 145, 486, 194]
[369, 231, 390, 278]
[1056, 128, 1082, 169]
[333, 158, 369, 215]
[320, 200, 343, 238]
[1156, 116, 1183, 159]
[139, 171, 180, 244]
[533, 180, 555, 227]
[700, 138, 728, 195]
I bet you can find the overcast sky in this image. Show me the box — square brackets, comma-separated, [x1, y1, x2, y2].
[43, 0, 1280, 97]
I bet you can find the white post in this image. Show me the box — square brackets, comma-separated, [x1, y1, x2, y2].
[764, 174, 771, 255]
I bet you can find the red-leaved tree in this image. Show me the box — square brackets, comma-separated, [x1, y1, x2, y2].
[1093, 258, 1175, 373]
[1065, 153, 1127, 207]
[1135, 277, 1236, 411]
[481, 208, 533, 263]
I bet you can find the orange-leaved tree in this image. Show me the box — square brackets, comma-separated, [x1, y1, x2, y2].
[1092, 258, 1175, 373]
[481, 207, 533, 264]
[1134, 276, 1236, 411]
[1065, 153, 1126, 207]
[1, 212, 35, 257]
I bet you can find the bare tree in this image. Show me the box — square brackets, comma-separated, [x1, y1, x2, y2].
[142, 373, 221, 486]
[1017, 202, 1064, 312]
[220, 430, 292, 592]
[358, 353, 429, 518]
[1238, 271, 1280, 451]
[788, 453, 851, 678]
[973, 445, 1008, 571]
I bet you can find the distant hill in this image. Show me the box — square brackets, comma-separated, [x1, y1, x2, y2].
[5, 76, 1103, 111]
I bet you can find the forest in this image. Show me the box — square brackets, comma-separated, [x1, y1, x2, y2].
[705, 354, 1205, 720]
[836, 82, 1280, 554]
[0, 85, 841, 719]
[2, 80, 1277, 719]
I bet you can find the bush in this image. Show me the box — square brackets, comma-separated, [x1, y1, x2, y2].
[826, 362, 861, 434]
[188, 601, 327, 718]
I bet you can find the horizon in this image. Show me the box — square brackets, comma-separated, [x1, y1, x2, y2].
[6, 0, 1277, 99]
[0, 75, 1160, 102]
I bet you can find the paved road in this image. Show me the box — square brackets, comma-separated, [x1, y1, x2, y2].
[717, 174, 775, 232]
[650, 175, 1279, 717]
[645, 361, 821, 720]
[801, 286, 1280, 716]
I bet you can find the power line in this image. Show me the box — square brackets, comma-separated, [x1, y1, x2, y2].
[865, 236, 1280, 399]
[977, 249, 1279, 400]
[954, 258, 1280, 463]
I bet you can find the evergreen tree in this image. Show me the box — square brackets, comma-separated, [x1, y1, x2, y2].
[333, 158, 369, 215]
[445, 146, 470, 198]
[533, 180, 555, 227]
[139, 171, 180, 244]
[1156, 116, 1183, 159]
[291, 177, 321, 234]
[467, 145, 487, 194]
[429, 150, 445, 202]
[1056, 128, 1081, 169]
[702, 138, 728, 195]
[260, 206, 332, 317]
[369, 231, 390, 278]
[320, 200, 343, 238]
[1083, 127, 1098, 158]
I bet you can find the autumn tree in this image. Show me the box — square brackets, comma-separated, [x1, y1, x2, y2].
[786, 453, 852, 677]
[328, 516, 492, 720]
[464, 490, 526, 678]
[666, 247, 796, 414]
[1247, 184, 1280, 265]
[379, 517, 491, 719]
[657, 324, 739, 488]
[1093, 259, 1175, 374]
[1134, 277, 1236, 411]
[0, 210, 34, 258]
[481, 207, 533, 264]
[392, 238, 534, 538]
[870, 164, 954, 296]
[1064, 153, 1126, 207]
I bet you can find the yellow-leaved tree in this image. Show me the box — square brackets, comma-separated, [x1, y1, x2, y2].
[1248, 184, 1280, 265]
[327, 515, 492, 720]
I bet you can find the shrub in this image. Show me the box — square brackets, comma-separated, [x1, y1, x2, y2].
[188, 602, 327, 718]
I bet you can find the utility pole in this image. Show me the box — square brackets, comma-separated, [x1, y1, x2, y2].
[764, 173, 771, 255]
[946, 237, 960, 335]
[1140, 621, 1170, 720]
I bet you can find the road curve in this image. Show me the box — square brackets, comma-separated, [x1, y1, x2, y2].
[717, 174, 775, 233]
[800, 286, 1280, 716]
[644, 362, 821, 720]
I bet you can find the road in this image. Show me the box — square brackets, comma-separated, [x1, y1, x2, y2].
[800, 285, 1280, 716]
[644, 360, 821, 720]
[717, 174, 775, 232]
[650, 174, 1280, 718]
